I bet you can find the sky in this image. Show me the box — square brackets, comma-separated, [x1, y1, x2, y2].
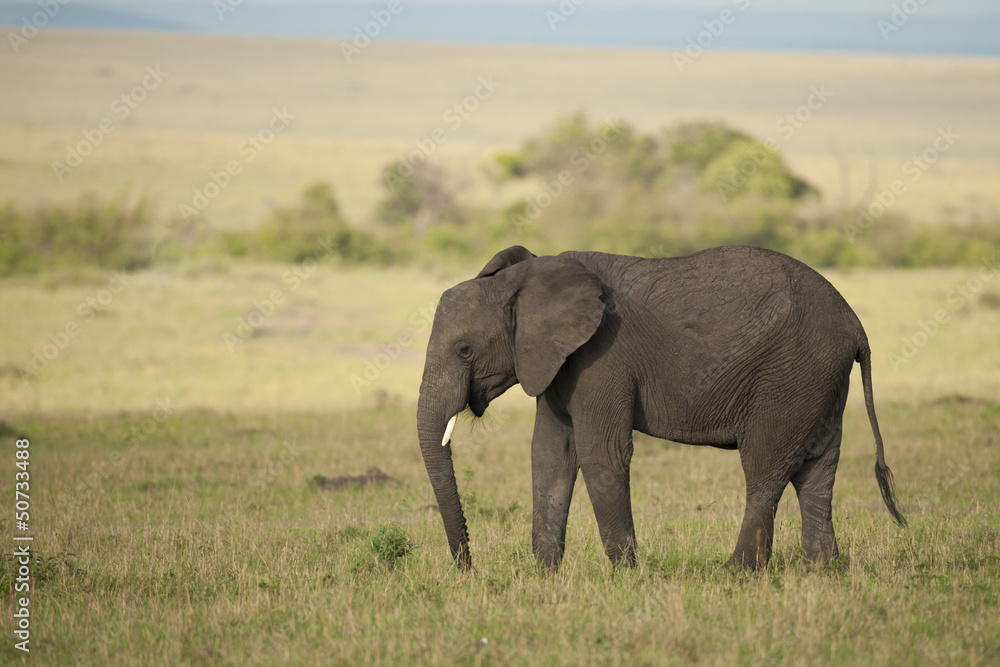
[1, 0, 998, 56]
[5, 0, 997, 14]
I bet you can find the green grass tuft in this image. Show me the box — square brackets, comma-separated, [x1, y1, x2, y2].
[367, 523, 414, 566]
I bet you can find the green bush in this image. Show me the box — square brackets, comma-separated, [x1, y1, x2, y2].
[484, 116, 821, 256]
[491, 151, 527, 181]
[367, 523, 413, 567]
[376, 162, 464, 233]
[483, 115, 999, 268]
[0, 197, 152, 275]
[372, 161, 507, 264]
[698, 139, 814, 202]
[667, 121, 751, 170]
[224, 182, 392, 264]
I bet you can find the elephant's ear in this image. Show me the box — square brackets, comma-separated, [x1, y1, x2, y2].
[476, 245, 537, 279]
[507, 255, 605, 397]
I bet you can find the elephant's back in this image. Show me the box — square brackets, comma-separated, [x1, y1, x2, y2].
[566, 245, 860, 343]
[581, 245, 861, 364]
[676, 245, 859, 341]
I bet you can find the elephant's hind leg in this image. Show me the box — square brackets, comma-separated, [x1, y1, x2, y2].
[730, 486, 787, 570]
[791, 393, 847, 564]
[791, 440, 840, 563]
[730, 427, 802, 570]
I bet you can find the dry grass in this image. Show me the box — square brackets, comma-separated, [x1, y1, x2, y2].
[2, 30, 999, 226]
[1, 260, 998, 415]
[1, 395, 997, 665]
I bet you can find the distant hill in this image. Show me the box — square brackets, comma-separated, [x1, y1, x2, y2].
[1, 2, 999, 56]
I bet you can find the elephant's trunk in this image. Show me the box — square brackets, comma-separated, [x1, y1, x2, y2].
[417, 382, 472, 570]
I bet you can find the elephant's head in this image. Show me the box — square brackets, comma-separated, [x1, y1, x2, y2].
[417, 246, 606, 569]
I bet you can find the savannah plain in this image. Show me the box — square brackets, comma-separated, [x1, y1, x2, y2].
[1, 29, 999, 665]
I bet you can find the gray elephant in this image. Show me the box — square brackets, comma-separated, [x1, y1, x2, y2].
[417, 245, 906, 571]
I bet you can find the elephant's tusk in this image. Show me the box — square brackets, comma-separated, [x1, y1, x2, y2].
[442, 414, 458, 447]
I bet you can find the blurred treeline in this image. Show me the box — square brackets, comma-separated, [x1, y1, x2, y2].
[2, 116, 997, 276]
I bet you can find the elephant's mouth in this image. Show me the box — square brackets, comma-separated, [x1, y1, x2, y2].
[469, 395, 487, 418]
[469, 373, 517, 418]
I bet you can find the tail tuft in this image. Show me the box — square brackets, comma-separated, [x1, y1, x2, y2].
[875, 462, 908, 528]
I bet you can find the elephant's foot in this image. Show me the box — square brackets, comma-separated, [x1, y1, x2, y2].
[728, 525, 773, 571]
[532, 542, 565, 572]
[606, 541, 637, 568]
[727, 550, 769, 571]
[801, 531, 839, 564]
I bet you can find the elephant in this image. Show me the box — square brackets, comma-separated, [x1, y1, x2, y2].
[416, 245, 906, 571]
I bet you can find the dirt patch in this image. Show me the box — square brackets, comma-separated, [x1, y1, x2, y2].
[0, 364, 29, 381]
[312, 468, 396, 490]
[927, 394, 991, 407]
[978, 291, 1000, 310]
[0, 420, 28, 440]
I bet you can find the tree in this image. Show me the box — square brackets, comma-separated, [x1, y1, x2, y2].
[377, 162, 462, 235]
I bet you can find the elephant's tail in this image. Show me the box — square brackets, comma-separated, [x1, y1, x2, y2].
[857, 336, 908, 527]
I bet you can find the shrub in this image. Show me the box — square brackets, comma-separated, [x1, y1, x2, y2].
[667, 121, 751, 170]
[376, 162, 464, 234]
[0, 197, 152, 275]
[367, 524, 413, 568]
[698, 139, 815, 202]
[486, 116, 820, 256]
[223, 182, 391, 264]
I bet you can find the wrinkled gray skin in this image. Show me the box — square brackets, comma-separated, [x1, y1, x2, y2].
[417, 245, 906, 571]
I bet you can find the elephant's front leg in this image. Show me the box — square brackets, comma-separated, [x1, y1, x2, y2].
[577, 425, 637, 567]
[531, 394, 579, 570]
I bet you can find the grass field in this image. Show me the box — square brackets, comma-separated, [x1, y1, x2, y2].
[1, 259, 999, 664]
[1, 381, 998, 664]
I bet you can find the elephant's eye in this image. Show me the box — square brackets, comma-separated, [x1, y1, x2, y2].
[455, 342, 473, 359]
